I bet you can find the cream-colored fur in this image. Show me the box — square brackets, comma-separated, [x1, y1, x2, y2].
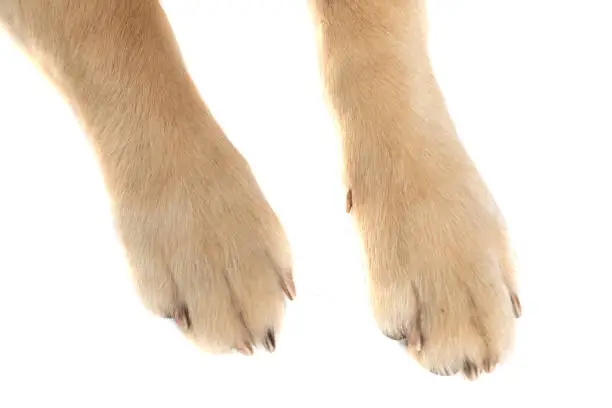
[0, 0, 520, 378]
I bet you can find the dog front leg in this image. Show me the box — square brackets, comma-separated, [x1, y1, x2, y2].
[0, 0, 295, 354]
[310, 0, 520, 379]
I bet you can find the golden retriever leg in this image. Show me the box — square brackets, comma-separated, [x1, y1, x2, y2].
[310, 0, 520, 379]
[0, 0, 295, 354]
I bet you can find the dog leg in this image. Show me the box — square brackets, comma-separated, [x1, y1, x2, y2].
[0, 0, 295, 354]
[310, 0, 520, 379]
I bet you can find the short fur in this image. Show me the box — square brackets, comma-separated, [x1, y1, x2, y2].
[0, 0, 520, 379]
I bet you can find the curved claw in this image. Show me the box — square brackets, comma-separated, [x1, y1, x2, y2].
[346, 189, 353, 213]
[510, 293, 522, 318]
[262, 330, 276, 352]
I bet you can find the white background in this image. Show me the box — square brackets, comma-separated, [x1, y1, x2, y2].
[1, 1, 611, 406]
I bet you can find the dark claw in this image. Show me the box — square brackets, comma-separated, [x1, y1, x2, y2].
[462, 360, 480, 380]
[345, 189, 353, 213]
[511, 293, 522, 318]
[263, 330, 276, 352]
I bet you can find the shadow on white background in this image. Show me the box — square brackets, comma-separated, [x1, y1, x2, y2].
[0, 1, 610, 406]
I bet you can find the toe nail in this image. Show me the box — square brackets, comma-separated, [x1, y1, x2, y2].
[236, 343, 254, 356]
[462, 361, 480, 380]
[345, 189, 353, 213]
[510, 293, 522, 318]
[282, 274, 296, 301]
[484, 359, 496, 373]
[263, 330, 276, 352]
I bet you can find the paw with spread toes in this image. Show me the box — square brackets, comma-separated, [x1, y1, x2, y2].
[347, 151, 521, 380]
[112, 131, 295, 355]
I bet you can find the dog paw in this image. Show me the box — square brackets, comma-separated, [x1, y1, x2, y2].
[348, 155, 520, 379]
[110, 131, 294, 354]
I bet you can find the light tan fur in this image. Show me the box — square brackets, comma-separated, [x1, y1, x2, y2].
[0, 0, 520, 378]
